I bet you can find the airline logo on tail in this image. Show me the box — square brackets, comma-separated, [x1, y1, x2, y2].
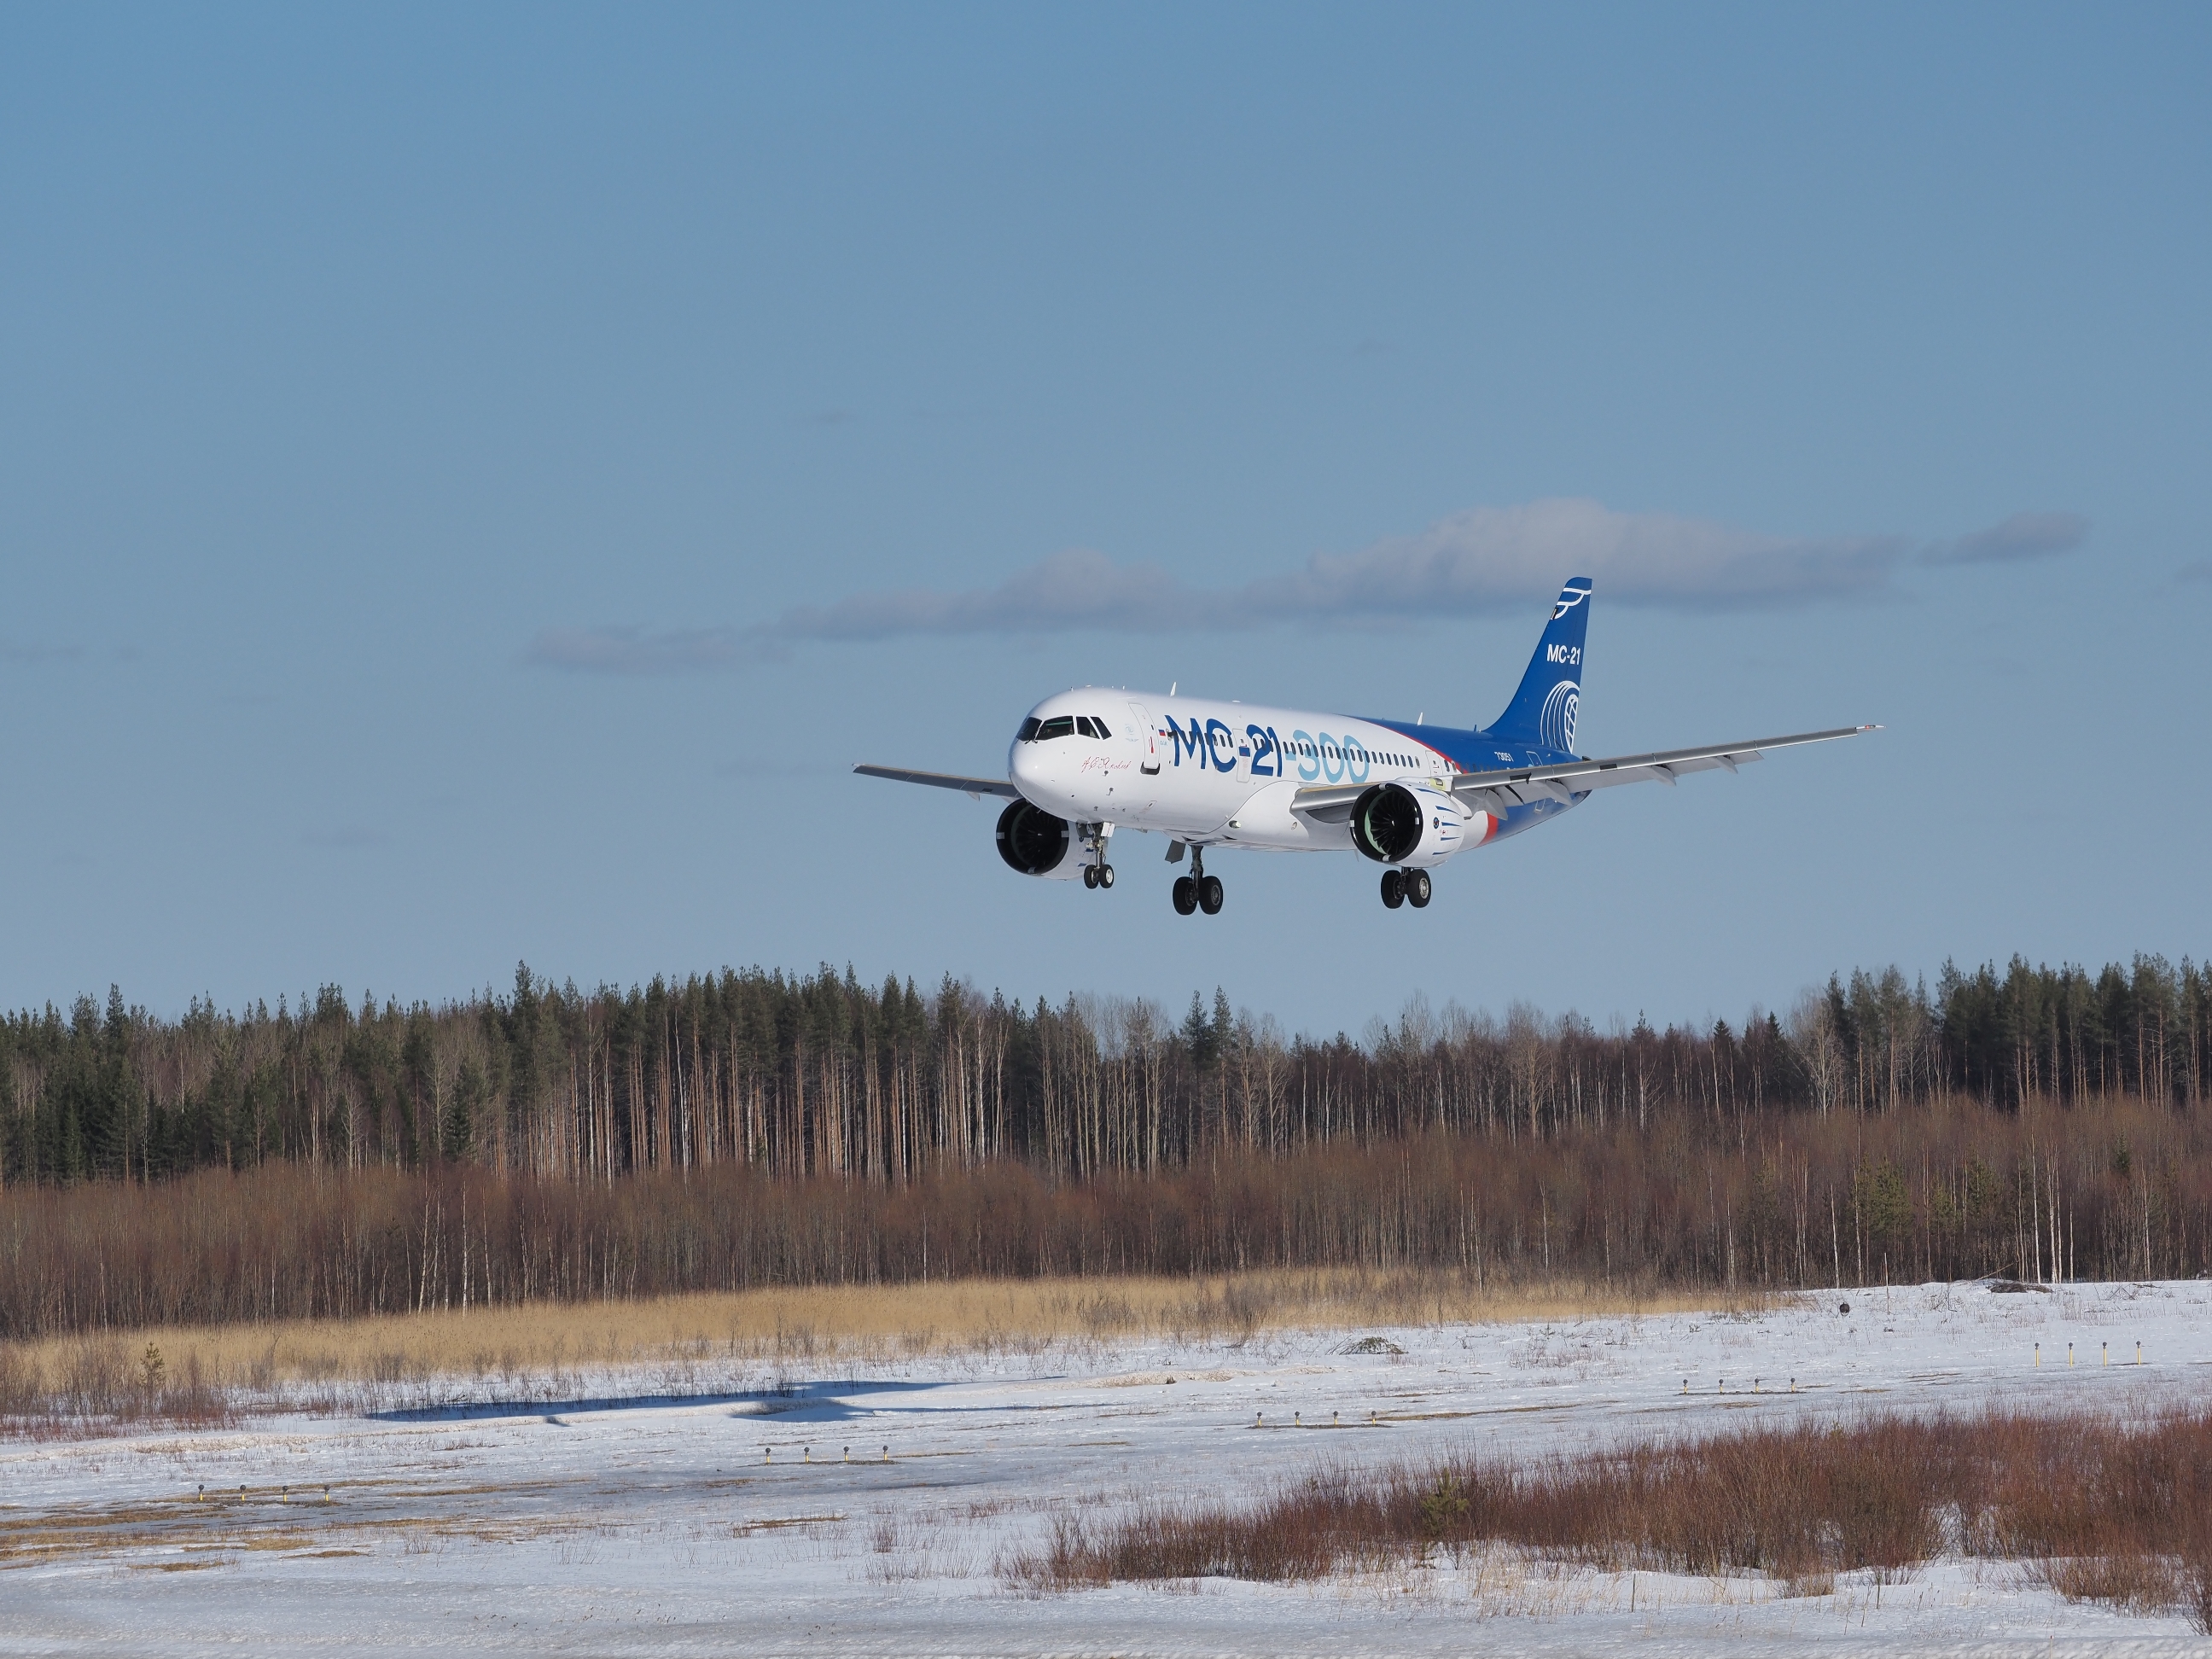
[1551, 580, 1592, 620]
[1540, 679, 1579, 750]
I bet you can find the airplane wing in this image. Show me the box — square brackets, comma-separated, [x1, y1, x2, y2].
[853, 764, 1021, 800]
[1291, 725, 1876, 822]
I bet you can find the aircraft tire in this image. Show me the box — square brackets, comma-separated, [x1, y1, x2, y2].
[1172, 876, 1198, 915]
[1407, 869, 1432, 908]
[1082, 865, 1099, 888]
[1098, 864, 1115, 888]
[1198, 875, 1225, 916]
[1381, 870, 1405, 909]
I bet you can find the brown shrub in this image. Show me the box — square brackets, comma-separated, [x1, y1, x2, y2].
[1007, 1406, 2212, 1629]
[2039, 1551, 2185, 1614]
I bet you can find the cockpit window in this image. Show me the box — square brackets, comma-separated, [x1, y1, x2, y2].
[1034, 715, 1076, 741]
[1075, 716, 1099, 738]
[1017, 718, 1042, 742]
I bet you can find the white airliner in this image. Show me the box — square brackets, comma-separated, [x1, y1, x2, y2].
[859, 577, 1872, 914]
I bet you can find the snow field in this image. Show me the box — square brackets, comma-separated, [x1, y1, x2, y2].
[3, 1278, 2210, 1655]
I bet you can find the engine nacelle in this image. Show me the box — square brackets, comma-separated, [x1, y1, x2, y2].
[1348, 783, 1464, 868]
[995, 799, 1089, 879]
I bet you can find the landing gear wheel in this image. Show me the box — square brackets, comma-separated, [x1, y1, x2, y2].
[1097, 864, 1115, 888]
[1406, 869, 1432, 908]
[1197, 874, 1225, 915]
[1381, 870, 1405, 909]
[1082, 865, 1100, 889]
[1172, 876, 1198, 916]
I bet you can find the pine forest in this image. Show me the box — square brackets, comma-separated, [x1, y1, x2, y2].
[3, 953, 2209, 1336]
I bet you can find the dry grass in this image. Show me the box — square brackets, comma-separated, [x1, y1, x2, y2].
[1002, 1406, 2212, 1632]
[0, 1267, 1750, 1418]
[0, 1337, 233, 1429]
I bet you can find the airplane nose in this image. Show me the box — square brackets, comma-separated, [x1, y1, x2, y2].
[1010, 737, 1065, 805]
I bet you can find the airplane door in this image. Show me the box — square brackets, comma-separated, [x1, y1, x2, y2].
[1128, 701, 1160, 774]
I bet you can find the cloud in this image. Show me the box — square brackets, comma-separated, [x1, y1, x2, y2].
[777, 548, 1193, 638]
[300, 826, 391, 850]
[713, 756, 821, 780]
[0, 638, 85, 665]
[1236, 499, 1907, 618]
[772, 501, 1910, 643]
[1919, 509, 2087, 566]
[523, 625, 772, 674]
[527, 500, 2081, 672]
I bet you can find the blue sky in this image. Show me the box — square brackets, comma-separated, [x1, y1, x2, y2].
[3, 3, 2207, 1036]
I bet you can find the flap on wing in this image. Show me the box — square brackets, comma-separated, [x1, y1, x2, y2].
[1446, 725, 1872, 807]
[853, 764, 1020, 800]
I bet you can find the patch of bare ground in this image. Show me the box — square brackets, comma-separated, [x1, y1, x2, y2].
[1003, 1406, 2212, 1632]
[0, 1268, 1754, 1428]
[0, 1465, 693, 1571]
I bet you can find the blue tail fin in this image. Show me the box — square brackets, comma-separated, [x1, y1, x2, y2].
[1487, 578, 1592, 752]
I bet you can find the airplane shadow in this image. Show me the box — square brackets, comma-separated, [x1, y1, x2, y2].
[368, 1374, 1068, 1426]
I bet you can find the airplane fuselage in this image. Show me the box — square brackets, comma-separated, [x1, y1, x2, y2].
[1007, 691, 1580, 855]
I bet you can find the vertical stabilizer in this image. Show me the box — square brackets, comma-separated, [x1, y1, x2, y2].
[1486, 578, 1592, 752]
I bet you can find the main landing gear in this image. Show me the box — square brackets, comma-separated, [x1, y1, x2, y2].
[1171, 846, 1225, 916]
[1380, 868, 1431, 910]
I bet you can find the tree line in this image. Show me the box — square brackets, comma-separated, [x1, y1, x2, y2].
[2, 953, 2206, 1188]
[1, 1091, 2205, 1337]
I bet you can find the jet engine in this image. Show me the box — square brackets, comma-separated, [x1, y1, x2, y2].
[995, 799, 1090, 879]
[1347, 783, 1464, 868]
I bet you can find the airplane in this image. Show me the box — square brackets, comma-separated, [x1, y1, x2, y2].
[856, 576, 1873, 915]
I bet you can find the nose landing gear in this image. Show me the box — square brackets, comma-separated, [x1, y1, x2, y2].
[1380, 868, 1431, 910]
[1080, 824, 1115, 890]
[1171, 846, 1224, 916]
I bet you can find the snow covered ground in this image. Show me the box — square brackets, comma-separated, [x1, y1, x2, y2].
[5, 1279, 2211, 1656]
